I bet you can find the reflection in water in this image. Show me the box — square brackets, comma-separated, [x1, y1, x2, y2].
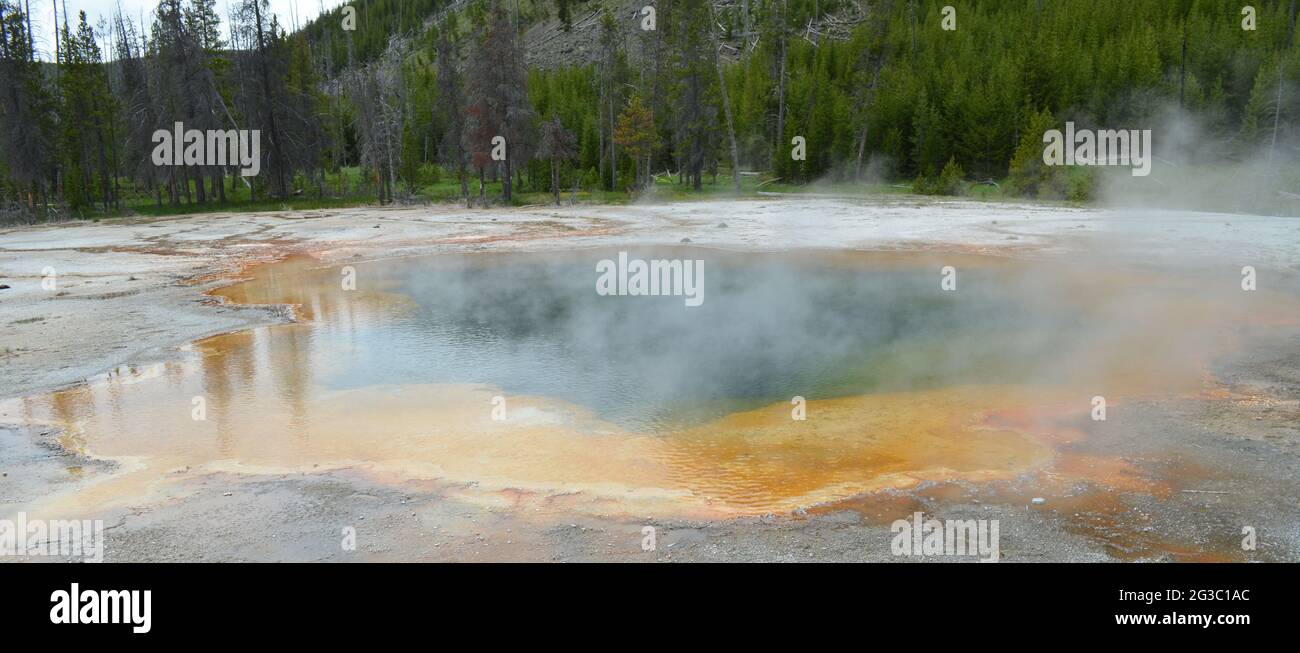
[3, 249, 1296, 516]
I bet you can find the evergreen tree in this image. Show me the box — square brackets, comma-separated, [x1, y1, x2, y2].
[537, 115, 577, 205]
[613, 93, 659, 190]
[0, 0, 54, 216]
[57, 11, 116, 212]
[435, 28, 468, 205]
[463, 3, 535, 204]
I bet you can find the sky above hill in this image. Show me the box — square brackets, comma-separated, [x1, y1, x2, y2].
[24, 0, 349, 59]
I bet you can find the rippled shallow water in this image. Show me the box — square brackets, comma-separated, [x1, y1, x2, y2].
[5, 248, 1289, 515]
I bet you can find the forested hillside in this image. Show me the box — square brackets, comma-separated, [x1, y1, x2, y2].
[1, 0, 1298, 222]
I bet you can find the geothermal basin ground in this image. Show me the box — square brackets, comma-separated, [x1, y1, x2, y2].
[1, 196, 1299, 562]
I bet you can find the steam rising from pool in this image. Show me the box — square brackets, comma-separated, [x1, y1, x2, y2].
[227, 250, 1228, 431]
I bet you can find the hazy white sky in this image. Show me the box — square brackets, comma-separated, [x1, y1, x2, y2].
[23, 0, 350, 59]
